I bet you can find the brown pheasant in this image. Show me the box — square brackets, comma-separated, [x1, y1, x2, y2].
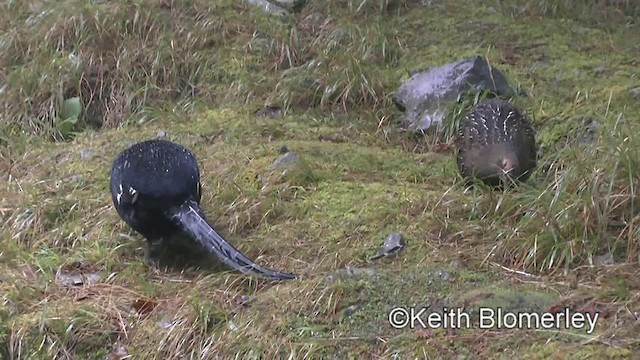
[456, 99, 537, 187]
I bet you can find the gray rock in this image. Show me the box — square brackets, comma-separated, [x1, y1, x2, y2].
[258, 151, 311, 189]
[630, 87, 640, 97]
[272, 151, 301, 168]
[594, 251, 615, 266]
[57, 273, 84, 286]
[55, 267, 101, 287]
[370, 232, 405, 261]
[245, 0, 290, 16]
[393, 56, 517, 131]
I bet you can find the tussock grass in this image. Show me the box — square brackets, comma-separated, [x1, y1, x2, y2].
[275, 21, 402, 111]
[486, 113, 640, 272]
[495, 0, 640, 28]
[0, 0, 260, 141]
[2, 0, 640, 358]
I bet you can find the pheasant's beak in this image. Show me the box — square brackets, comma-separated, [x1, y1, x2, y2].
[499, 158, 515, 175]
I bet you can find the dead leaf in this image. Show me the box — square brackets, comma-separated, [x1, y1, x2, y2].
[133, 298, 158, 315]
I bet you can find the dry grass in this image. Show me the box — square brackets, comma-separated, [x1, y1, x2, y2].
[2, 0, 640, 358]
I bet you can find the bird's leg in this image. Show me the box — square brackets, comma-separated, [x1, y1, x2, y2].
[143, 246, 159, 268]
[143, 237, 167, 268]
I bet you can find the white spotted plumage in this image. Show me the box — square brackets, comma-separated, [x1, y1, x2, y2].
[129, 186, 138, 203]
[116, 183, 124, 205]
[115, 184, 138, 205]
[456, 98, 537, 185]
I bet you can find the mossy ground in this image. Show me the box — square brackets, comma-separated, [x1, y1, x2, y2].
[2, 0, 640, 358]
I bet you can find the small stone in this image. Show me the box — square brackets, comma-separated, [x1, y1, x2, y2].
[66, 174, 83, 182]
[255, 105, 283, 118]
[63, 274, 84, 286]
[594, 252, 615, 266]
[629, 87, 640, 97]
[272, 152, 301, 168]
[158, 319, 174, 330]
[370, 232, 405, 261]
[157, 130, 168, 139]
[79, 149, 93, 160]
[55, 264, 101, 287]
[435, 270, 455, 282]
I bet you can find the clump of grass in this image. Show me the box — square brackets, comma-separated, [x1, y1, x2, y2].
[0, 0, 412, 144]
[306, 0, 422, 18]
[248, 17, 307, 72]
[481, 113, 640, 273]
[3, 281, 147, 359]
[148, 296, 229, 359]
[0, 0, 256, 142]
[494, 0, 640, 28]
[275, 21, 402, 111]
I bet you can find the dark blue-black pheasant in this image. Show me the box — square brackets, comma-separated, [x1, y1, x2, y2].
[109, 139, 297, 280]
